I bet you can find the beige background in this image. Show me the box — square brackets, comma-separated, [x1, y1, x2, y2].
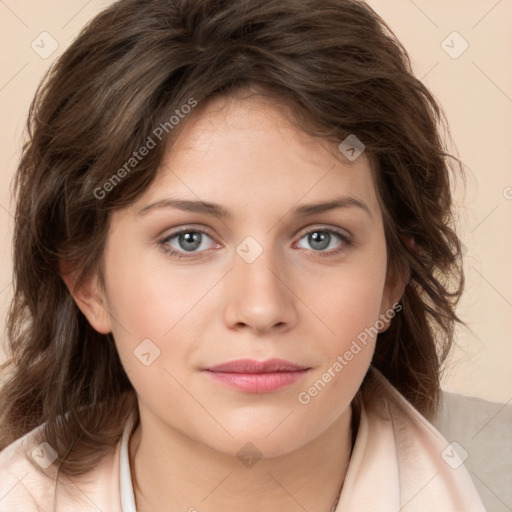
[0, 1, 511, 403]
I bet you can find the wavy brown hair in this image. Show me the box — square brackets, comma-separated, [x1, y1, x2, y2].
[0, 0, 465, 476]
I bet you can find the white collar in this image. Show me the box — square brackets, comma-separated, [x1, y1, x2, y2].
[119, 410, 137, 512]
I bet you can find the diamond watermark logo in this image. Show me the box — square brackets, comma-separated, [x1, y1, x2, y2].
[441, 32, 469, 59]
[31, 32, 59, 59]
[134, 338, 161, 366]
[237, 442, 263, 468]
[338, 134, 365, 161]
[441, 441, 469, 469]
[31, 442, 58, 469]
[236, 236, 264, 264]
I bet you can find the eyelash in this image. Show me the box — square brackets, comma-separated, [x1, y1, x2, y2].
[158, 226, 353, 260]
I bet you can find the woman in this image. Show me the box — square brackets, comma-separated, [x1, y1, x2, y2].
[0, 0, 486, 510]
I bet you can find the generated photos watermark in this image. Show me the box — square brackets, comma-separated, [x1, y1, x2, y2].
[93, 97, 198, 200]
[297, 302, 402, 405]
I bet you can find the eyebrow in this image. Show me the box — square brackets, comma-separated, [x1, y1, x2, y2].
[137, 195, 373, 220]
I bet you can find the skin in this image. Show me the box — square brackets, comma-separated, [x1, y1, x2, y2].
[66, 92, 405, 512]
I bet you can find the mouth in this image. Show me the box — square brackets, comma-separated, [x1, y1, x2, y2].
[202, 358, 312, 393]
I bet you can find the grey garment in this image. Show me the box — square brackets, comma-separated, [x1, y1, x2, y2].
[431, 390, 512, 512]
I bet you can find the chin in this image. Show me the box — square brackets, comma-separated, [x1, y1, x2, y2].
[209, 433, 309, 462]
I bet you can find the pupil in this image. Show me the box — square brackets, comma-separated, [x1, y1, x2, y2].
[180, 232, 201, 251]
[310, 231, 330, 250]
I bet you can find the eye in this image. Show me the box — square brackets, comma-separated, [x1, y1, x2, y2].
[159, 226, 352, 260]
[159, 228, 218, 259]
[295, 228, 351, 256]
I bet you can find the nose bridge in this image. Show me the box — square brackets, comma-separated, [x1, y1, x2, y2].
[223, 234, 297, 332]
[235, 234, 287, 304]
[238, 240, 282, 294]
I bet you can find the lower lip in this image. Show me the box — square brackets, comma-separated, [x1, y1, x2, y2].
[203, 370, 310, 393]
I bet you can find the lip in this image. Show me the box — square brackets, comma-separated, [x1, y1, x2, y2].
[202, 358, 311, 393]
[205, 358, 309, 373]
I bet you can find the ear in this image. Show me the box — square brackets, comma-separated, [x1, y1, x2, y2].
[377, 261, 409, 334]
[59, 260, 113, 334]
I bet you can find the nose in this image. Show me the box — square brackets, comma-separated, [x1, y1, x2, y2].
[222, 243, 299, 335]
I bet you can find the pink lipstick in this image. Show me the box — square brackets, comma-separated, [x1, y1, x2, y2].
[203, 358, 311, 393]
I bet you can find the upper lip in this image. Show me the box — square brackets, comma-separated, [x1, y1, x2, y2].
[204, 358, 310, 373]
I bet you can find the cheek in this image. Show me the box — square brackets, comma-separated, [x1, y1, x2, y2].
[102, 236, 207, 337]
[102, 245, 222, 385]
[300, 257, 387, 348]
[293, 266, 385, 430]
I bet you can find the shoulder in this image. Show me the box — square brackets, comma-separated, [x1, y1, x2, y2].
[432, 390, 512, 511]
[0, 423, 123, 512]
[358, 366, 488, 511]
[0, 423, 56, 511]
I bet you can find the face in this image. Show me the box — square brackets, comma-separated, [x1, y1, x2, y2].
[77, 93, 402, 458]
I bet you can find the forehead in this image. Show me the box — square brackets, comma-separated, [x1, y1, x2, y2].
[131, 94, 381, 220]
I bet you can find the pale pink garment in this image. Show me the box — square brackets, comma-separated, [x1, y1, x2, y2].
[0, 367, 487, 511]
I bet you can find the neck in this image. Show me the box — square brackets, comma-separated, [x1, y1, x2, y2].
[129, 405, 355, 512]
